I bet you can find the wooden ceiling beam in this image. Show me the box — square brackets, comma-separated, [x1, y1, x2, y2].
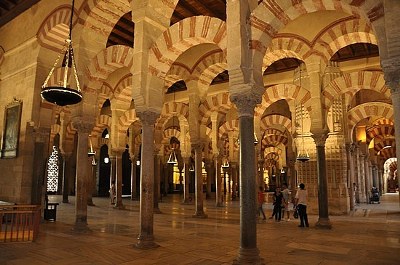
[178, 1, 199, 17]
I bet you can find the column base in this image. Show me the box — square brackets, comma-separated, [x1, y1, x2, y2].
[72, 221, 91, 234]
[233, 247, 264, 265]
[87, 201, 95, 206]
[113, 203, 125, 210]
[315, 217, 332, 229]
[62, 199, 69, 203]
[135, 235, 159, 249]
[181, 198, 192, 204]
[192, 210, 208, 218]
[153, 207, 162, 214]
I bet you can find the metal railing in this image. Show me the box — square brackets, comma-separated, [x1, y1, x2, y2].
[0, 205, 41, 243]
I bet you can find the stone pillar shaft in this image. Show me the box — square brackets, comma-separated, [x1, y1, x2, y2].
[136, 111, 159, 249]
[313, 133, 332, 229]
[193, 144, 207, 218]
[153, 154, 161, 213]
[74, 127, 92, 231]
[215, 156, 223, 206]
[347, 144, 356, 210]
[183, 157, 191, 204]
[114, 153, 124, 209]
[238, 115, 257, 249]
[131, 155, 137, 200]
[359, 155, 366, 203]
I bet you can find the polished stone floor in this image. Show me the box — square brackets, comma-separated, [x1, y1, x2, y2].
[1, 192, 399, 265]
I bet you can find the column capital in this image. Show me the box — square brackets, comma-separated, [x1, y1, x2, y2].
[230, 92, 260, 117]
[72, 120, 94, 134]
[137, 110, 160, 126]
[381, 59, 400, 93]
[311, 130, 328, 147]
[191, 142, 204, 151]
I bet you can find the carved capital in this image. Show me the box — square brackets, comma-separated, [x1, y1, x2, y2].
[381, 59, 400, 93]
[137, 110, 159, 126]
[191, 142, 204, 151]
[312, 132, 328, 147]
[72, 120, 93, 134]
[230, 93, 259, 117]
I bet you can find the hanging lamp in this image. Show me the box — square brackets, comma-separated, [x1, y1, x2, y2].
[41, 0, 82, 106]
[88, 135, 96, 157]
[167, 91, 178, 164]
[222, 157, 230, 168]
[296, 65, 310, 162]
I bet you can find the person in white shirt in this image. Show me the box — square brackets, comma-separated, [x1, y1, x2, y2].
[282, 183, 291, 221]
[294, 183, 309, 227]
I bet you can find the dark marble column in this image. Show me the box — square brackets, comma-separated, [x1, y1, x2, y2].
[382, 57, 400, 205]
[87, 156, 96, 206]
[312, 132, 332, 229]
[135, 111, 159, 249]
[192, 143, 207, 218]
[182, 156, 191, 204]
[230, 162, 238, 200]
[130, 154, 137, 200]
[113, 151, 124, 209]
[62, 153, 72, 203]
[72, 121, 93, 232]
[231, 94, 262, 264]
[153, 152, 162, 214]
[346, 143, 356, 210]
[215, 155, 223, 207]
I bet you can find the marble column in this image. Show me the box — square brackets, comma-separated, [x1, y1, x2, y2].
[135, 111, 159, 249]
[359, 154, 366, 203]
[231, 162, 238, 200]
[382, 57, 400, 205]
[312, 132, 332, 229]
[347, 143, 356, 210]
[153, 153, 162, 214]
[87, 156, 96, 206]
[205, 159, 213, 199]
[215, 155, 223, 207]
[182, 157, 191, 204]
[130, 154, 137, 200]
[72, 121, 93, 232]
[378, 169, 383, 195]
[62, 153, 72, 203]
[355, 146, 362, 203]
[364, 158, 371, 203]
[231, 94, 262, 264]
[192, 143, 207, 218]
[113, 151, 124, 209]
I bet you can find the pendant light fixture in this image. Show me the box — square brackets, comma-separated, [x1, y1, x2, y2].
[88, 135, 95, 157]
[41, 0, 82, 106]
[296, 65, 310, 162]
[222, 157, 230, 168]
[167, 91, 178, 164]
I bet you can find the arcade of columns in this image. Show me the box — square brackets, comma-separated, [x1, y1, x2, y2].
[1, 0, 400, 264]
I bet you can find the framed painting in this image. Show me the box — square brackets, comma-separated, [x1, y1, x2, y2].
[1, 99, 22, 158]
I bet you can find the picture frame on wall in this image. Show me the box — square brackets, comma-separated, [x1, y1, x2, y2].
[1, 99, 22, 158]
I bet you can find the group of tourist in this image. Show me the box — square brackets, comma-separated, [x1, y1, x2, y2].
[258, 183, 309, 228]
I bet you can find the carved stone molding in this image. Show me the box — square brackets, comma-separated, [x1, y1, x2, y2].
[230, 93, 260, 117]
[137, 110, 160, 126]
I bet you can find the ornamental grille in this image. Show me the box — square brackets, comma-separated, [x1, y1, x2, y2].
[47, 146, 59, 192]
